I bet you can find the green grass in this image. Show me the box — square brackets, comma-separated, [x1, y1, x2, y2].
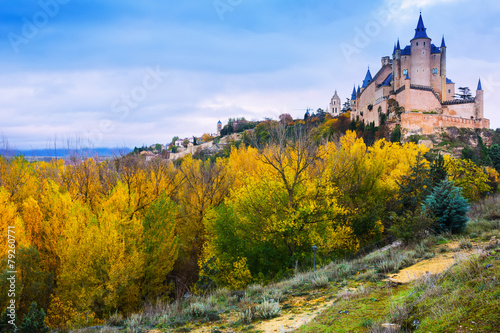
[404, 250, 500, 332]
[296, 284, 411, 333]
[296, 245, 500, 333]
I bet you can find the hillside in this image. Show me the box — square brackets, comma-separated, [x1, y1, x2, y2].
[76, 194, 500, 333]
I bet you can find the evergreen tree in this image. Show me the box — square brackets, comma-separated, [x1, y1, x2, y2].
[18, 302, 49, 333]
[488, 144, 500, 172]
[0, 308, 14, 333]
[423, 180, 469, 234]
[390, 125, 401, 143]
[396, 153, 431, 213]
[430, 154, 447, 187]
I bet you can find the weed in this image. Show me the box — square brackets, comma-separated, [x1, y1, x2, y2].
[124, 313, 142, 330]
[262, 287, 283, 302]
[107, 311, 124, 327]
[458, 237, 473, 250]
[311, 273, 329, 289]
[186, 302, 210, 318]
[255, 298, 281, 319]
[360, 318, 374, 328]
[239, 307, 254, 324]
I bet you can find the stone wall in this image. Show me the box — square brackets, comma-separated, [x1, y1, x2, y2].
[401, 112, 490, 136]
[442, 102, 476, 119]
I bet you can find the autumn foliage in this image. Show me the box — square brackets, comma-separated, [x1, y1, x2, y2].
[0, 129, 492, 328]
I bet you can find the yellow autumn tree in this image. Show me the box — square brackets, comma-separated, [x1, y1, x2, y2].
[444, 155, 491, 201]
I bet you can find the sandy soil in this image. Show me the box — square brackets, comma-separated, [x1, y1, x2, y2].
[386, 253, 456, 283]
[254, 297, 335, 333]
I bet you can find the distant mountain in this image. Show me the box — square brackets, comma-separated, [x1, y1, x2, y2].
[6, 147, 132, 158]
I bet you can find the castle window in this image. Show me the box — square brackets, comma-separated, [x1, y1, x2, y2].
[432, 68, 438, 74]
[416, 42, 419, 46]
[424, 42, 426, 46]
[403, 69, 408, 76]
[448, 89, 451, 93]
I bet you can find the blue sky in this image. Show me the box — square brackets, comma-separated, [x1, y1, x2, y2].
[1, 0, 499, 149]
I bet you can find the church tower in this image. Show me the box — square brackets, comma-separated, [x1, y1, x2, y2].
[410, 13, 432, 87]
[329, 90, 341, 116]
[217, 120, 222, 135]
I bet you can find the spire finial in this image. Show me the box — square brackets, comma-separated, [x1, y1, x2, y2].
[477, 78, 483, 91]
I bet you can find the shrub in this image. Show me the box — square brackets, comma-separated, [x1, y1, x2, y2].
[108, 311, 124, 327]
[124, 313, 142, 330]
[186, 302, 209, 318]
[18, 302, 49, 333]
[311, 273, 329, 289]
[239, 307, 254, 324]
[389, 208, 435, 244]
[423, 180, 469, 234]
[255, 298, 281, 319]
[0, 309, 12, 333]
[390, 125, 401, 143]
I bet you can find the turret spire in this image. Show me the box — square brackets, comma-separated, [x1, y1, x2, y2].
[477, 78, 483, 91]
[362, 68, 373, 88]
[351, 85, 357, 100]
[441, 35, 446, 48]
[397, 38, 401, 50]
[413, 13, 429, 40]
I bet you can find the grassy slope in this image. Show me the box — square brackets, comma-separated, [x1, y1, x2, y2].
[296, 195, 500, 333]
[296, 247, 500, 333]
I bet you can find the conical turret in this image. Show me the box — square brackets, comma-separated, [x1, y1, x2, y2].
[412, 12, 429, 40]
[362, 68, 372, 88]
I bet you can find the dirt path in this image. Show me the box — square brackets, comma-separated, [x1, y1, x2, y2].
[386, 252, 456, 283]
[254, 297, 335, 333]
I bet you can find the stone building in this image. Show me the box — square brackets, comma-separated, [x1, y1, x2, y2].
[217, 120, 222, 136]
[350, 14, 489, 135]
[328, 90, 342, 116]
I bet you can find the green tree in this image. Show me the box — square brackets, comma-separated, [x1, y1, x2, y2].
[455, 87, 472, 100]
[396, 153, 430, 213]
[390, 125, 401, 143]
[18, 302, 49, 333]
[430, 154, 447, 187]
[389, 207, 435, 244]
[423, 180, 469, 234]
[488, 144, 500, 172]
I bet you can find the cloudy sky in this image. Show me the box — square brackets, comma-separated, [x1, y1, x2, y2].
[1, 0, 499, 149]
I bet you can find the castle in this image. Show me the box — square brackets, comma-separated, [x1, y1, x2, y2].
[348, 14, 489, 135]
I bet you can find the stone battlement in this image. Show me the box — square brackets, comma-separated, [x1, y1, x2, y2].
[401, 112, 490, 136]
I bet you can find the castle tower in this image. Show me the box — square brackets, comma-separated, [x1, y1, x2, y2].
[476, 78, 484, 119]
[217, 120, 222, 135]
[410, 13, 432, 87]
[440, 36, 447, 101]
[329, 90, 341, 116]
[350, 85, 357, 110]
[393, 38, 402, 91]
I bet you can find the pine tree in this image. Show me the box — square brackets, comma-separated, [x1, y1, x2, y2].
[397, 153, 431, 213]
[423, 180, 469, 234]
[430, 154, 447, 187]
[18, 302, 49, 333]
